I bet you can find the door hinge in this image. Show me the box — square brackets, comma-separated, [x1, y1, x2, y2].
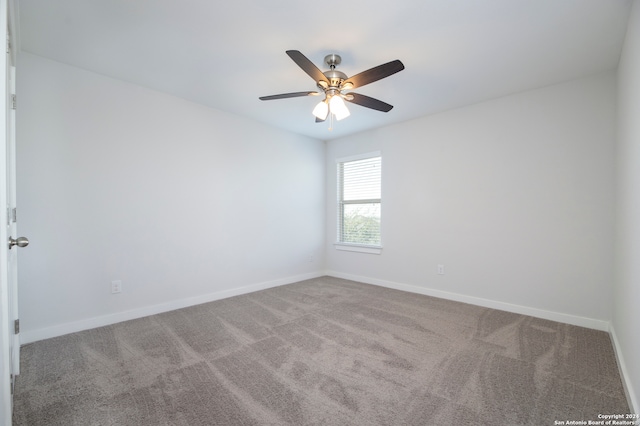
[11, 94, 16, 110]
[14, 319, 19, 334]
[10, 374, 14, 395]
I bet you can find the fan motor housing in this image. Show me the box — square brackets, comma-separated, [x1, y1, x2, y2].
[323, 69, 347, 88]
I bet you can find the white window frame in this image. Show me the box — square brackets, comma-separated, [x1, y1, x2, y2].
[334, 151, 382, 254]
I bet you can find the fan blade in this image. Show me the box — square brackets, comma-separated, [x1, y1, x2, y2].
[315, 116, 325, 123]
[345, 93, 393, 112]
[286, 50, 329, 85]
[343, 60, 404, 89]
[259, 91, 320, 101]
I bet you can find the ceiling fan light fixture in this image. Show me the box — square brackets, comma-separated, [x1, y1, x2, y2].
[312, 100, 329, 120]
[329, 95, 350, 121]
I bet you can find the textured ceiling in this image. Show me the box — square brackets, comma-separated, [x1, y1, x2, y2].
[17, 0, 633, 141]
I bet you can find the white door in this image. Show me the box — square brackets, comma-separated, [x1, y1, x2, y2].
[1, 0, 21, 424]
[7, 6, 20, 378]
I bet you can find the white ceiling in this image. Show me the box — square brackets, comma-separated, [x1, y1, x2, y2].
[17, 0, 632, 141]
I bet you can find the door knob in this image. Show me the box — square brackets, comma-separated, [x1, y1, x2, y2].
[8, 236, 29, 249]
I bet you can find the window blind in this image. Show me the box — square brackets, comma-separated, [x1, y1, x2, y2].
[337, 155, 381, 246]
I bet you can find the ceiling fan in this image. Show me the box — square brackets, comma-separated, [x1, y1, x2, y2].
[259, 50, 405, 124]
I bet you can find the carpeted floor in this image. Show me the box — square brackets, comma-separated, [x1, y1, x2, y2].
[13, 276, 630, 425]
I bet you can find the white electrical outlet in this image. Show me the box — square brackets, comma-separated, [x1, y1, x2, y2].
[437, 264, 445, 275]
[309, 255, 314, 263]
[111, 280, 122, 294]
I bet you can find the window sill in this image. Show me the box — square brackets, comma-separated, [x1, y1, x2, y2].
[334, 243, 382, 254]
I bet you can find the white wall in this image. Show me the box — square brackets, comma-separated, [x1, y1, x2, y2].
[614, 0, 640, 414]
[16, 53, 325, 342]
[326, 72, 616, 329]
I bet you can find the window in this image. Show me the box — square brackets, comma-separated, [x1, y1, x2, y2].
[336, 152, 382, 252]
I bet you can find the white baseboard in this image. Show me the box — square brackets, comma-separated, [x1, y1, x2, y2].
[325, 270, 611, 331]
[609, 324, 639, 416]
[23, 269, 611, 341]
[20, 271, 324, 345]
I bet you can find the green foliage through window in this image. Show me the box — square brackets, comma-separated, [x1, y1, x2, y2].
[342, 204, 381, 245]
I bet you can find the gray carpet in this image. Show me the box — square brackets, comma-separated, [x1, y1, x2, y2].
[13, 276, 630, 425]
